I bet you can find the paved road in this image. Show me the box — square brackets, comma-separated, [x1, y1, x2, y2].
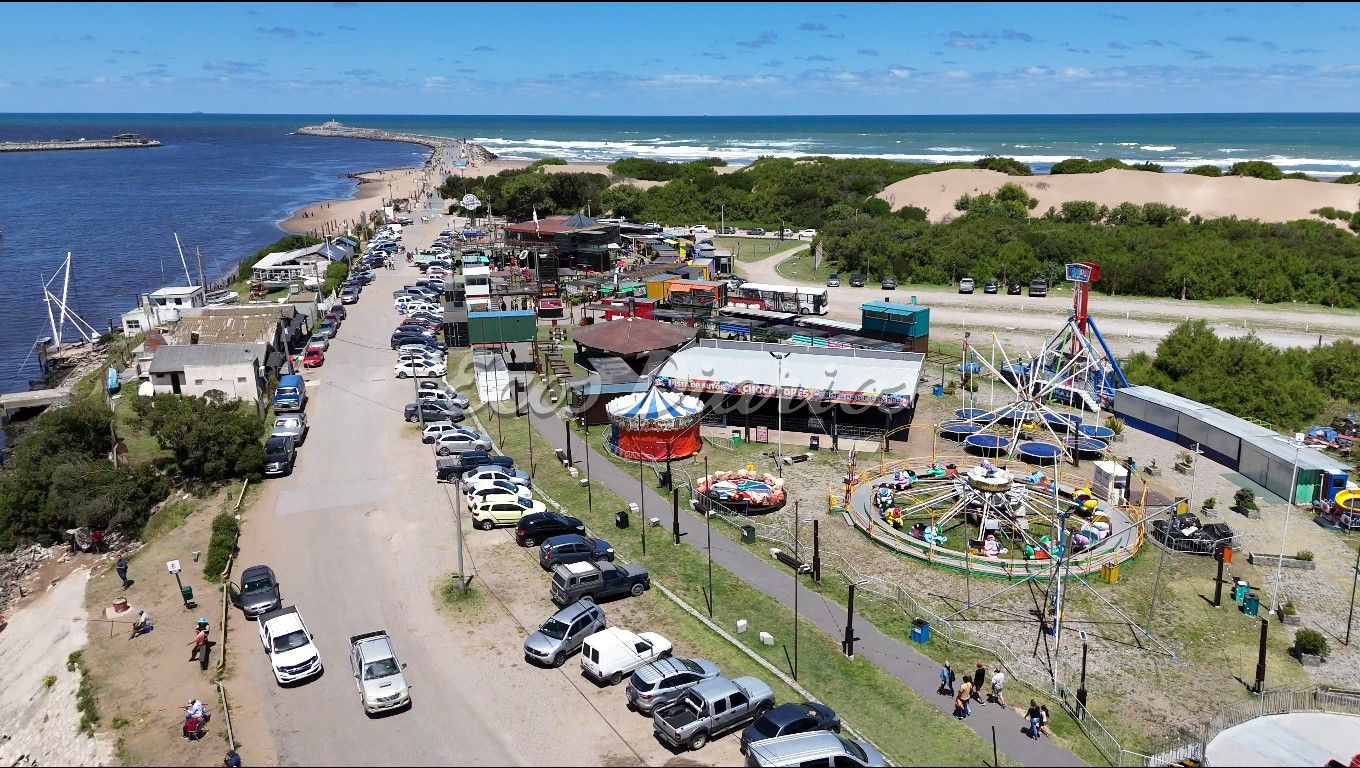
[735, 244, 1358, 354]
[232, 217, 700, 766]
[526, 402, 1086, 767]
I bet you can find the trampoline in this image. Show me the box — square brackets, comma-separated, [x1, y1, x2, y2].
[964, 434, 1011, 454]
[1042, 412, 1081, 430]
[1078, 424, 1116, 440]
[1015, 441, 1063, 462]
[954, 408, 991, 420]
[939, 421, 982, 440]
[1064, 436, 1109, 454]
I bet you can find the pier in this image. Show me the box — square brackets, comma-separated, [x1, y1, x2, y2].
[0, 387, 73, 425]
[0, 134, 162, 153]
[293, 121, 498, 165]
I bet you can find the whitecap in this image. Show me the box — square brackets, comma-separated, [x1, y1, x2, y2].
[1139, 145, 1176, 152]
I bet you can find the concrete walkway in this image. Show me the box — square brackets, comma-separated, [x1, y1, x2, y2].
[525, 393, 1085, 767]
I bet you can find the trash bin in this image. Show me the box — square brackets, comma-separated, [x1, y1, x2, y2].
[932, 384, 944, 398]
[741, 525, 756, 544]
[1244, 592, 1260, 616]
[181, 585, 195, 605]
[1233, 581, 1250, 606]
[615, 510, 630, 529]
[731, 429, 742, 447]
[809, 436, 820, 451]
[910, 619, 931, 644]
[1100, 562, 1120, 584]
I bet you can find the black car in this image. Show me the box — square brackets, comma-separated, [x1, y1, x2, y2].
[849, 273, 866, 287]
[326, 305, 347, 321]
[538, 534, 616, 570]
[717, 226, 737, 235]
[984, 281, 999, 294]
[1007, 282, 1023, 295]
[741, 702, 841, 754]
[1028, 278, 1049, 297]
[516, 512, 587, 547]
[263, 434, 296, 477]
[405, 401, 464, 423]
[435, 452, 515, 481]
[881, 276, 898, 290]
[747, 227, 766, 236]
[392, 333, 446, 351]
[232, 564, 282, 618]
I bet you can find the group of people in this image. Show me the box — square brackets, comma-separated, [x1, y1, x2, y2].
[938, 661, 1051, 740]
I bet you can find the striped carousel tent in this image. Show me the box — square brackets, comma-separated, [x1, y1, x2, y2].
[606, 388, 705, 460]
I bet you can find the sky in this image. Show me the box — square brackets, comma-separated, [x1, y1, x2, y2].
[3, 2, 1360, 114]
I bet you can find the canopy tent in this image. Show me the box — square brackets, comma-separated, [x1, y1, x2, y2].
[606, 388, 705, 461]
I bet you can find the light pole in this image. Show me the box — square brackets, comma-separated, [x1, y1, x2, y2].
[1271, 440, 1302, 613]
[579, 417, 593, 517]
[1076, 630, 1089, 720]
[769, 350, 791, 477]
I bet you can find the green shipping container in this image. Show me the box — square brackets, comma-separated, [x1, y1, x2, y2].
[468, 310, 537, 345]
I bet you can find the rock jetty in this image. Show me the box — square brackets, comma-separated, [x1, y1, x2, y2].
[0, 135, 161, 153]
[294, 120, 497, 166]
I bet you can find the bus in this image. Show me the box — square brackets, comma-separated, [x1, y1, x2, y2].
[728, 282, 829, 315]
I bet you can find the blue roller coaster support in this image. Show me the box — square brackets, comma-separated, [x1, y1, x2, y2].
[1085, 316, 1129, 389]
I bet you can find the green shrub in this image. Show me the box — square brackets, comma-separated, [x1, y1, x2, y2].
[1294, 550, 1314, 561]
[1234, 488, 1259, 511]
[1129, 162, 1164, 173]
[203, 511, 241, 582]
[42, 674, 57, 689]
[1294, 628, 1329, 657]
[1049, 157, 1130, 174]
[1184, 165, 1224, 177]
[320, 260, 349, 297]
[1333, 173, 1360, 184]
[1312, 207, 1352, 221]
[973, 156, 1033, 176]
[1284, 172, 1314, 181]
[1282, 601, 1298, 616]
[1202, 497, 1216, 510]
[1228, 161, 1285, 180]
[1351, 211, 1360, 233]
[527, 157, 568, 168]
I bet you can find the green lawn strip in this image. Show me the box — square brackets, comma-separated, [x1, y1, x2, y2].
[471, 395, 1000, 766]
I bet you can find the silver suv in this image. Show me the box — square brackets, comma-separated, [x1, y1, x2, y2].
[523, 599, 606, 668]
[271, 413, 308, 446]
[626, 656, 721, 715]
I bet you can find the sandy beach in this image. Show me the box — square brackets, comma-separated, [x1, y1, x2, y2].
[877, 168, 1360, 226]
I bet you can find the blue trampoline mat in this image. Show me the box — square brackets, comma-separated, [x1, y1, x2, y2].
[965, 434, 1011, 450]
[1065, 437, 1109, 453]
[1079, 425, 1115, 439]
[1016, 441, 1063, 458]
[939, 421, 982, 437]
[955, 408, 991, 420]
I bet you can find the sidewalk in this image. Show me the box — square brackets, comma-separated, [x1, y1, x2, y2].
[526, 392, 1085, 767]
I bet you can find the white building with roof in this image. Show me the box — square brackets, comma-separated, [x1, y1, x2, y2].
[147, 342, 266, 403]
[251, 244, 330, 289]
[121, 285, 206, 336]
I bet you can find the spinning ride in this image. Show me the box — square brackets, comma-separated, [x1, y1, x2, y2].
[695, 469, 788, 515]
[605, 388, 705, 461]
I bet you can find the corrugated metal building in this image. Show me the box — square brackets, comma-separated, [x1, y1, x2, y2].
[1113, 385, 1349, 503]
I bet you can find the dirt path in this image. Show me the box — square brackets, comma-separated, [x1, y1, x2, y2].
[0, 569, 115, 767]
[737, 245, 1357, 354]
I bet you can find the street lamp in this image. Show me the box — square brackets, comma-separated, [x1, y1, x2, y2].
[1076, 629, 1089, 720]
[1271, 439, 1303, 613]
[769, 350, 791, 477]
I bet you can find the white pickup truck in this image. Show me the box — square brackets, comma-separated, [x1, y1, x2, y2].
[257, 606, 322, 685]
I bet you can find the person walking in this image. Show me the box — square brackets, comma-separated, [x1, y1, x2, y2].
[938, 661, 956, 696]
[956, 677, 973, 719]
[972, 661, 987, 707]
[189, 623, 209, 661]
[1027, 699, 1044, 740]
[116, 556, 130, 590]
[990, 667, 1006, 707]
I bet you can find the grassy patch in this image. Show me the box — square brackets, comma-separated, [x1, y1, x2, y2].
[435, 573, 488, 616]
[714, 237, 798, 263]
[141, 497, 197, 540]
[68, 652, 100, 736]
[468, 374, 1000, 765]
[770, 248, 826, 283]
[203, 511, 241, 583]
[42, 673, 57, 689]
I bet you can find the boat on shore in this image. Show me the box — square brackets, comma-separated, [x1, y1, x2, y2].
[204, 290, 240, 306]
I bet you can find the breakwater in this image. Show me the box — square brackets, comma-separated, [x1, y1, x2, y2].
[293, 120, 498, 165]
[0, 135, 161, 153]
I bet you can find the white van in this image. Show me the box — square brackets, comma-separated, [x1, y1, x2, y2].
[580, 627, 672, 685]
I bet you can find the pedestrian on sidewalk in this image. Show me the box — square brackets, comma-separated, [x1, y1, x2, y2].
[938, 661, 956, 696]
[1027, 699, 1043, 740]
[189, 623, 209, 661]
[990, 667, 1006, 707]
[956, 677, 973, 719]
[1039, 705, 1053, 736]
[972, 661, 987, 706]
[116, 556, 130, 590]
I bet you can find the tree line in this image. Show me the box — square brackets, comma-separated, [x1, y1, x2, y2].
[1123, 320, 1360, 431]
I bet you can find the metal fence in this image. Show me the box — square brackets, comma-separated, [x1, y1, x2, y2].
[1121, 687, 1360, 766]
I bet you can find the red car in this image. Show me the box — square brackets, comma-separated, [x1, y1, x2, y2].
[303, 349, 325, 368]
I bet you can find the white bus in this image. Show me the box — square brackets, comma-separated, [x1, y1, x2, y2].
[728, 282, 829, 315]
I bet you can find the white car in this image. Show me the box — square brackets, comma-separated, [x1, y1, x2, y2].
[466, 480, 534, 506]
[394, 360, 446, 378]
[397, 352, 445, 368]
[420, 421, 460, 443]
[461, 466, 531, 488]
[689, 225, 710, 234]
[779, 228, 794, 238]
[798, 228, 818, 240]
[400, 302, 440, 316]
[432, 431, 492, 456]
[258, 606, 323, 685]
[580, 627, 673, 686]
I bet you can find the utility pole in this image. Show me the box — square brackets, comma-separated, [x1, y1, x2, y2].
[812, 518, 821, 583]
[580, 418, 593, 516]
[704, 455, 713, 617]
[769, 350, 791, 477]
[672, 488, 683, 546]
[792, 500, 800, 680]
[454, 484, 467, 594]
[1347, 543, 1359, 646]
[1254, 617, 1268, 694]
[639, 455, 647, 555]
[842, 581, 861, 658]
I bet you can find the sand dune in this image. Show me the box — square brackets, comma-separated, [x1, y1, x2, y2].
[877, 168, 1360, 225]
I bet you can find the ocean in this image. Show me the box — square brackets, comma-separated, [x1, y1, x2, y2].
[2, 112, 1360, 402]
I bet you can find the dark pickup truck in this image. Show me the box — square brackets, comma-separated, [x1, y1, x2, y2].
[435, 452, 515, 482]
[550, 560, 650, 606]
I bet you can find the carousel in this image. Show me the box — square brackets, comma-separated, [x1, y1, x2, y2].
[605, 388, 705, 461]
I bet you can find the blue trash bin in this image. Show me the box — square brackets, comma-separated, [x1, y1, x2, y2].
[910, 619, 931, 644]
[1244, 592, 1260, 617]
